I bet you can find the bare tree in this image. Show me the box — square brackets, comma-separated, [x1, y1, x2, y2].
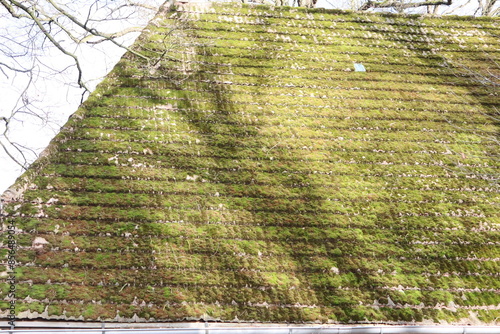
[356, 0, 499, 15]
[475, 0, 500, 16]
[358, 0, 452, 12]
[0, 0, 163, 176]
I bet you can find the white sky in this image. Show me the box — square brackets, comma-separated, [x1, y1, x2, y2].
[0, 0, 162, 193]
[0, 39, 131, 190]
[0, 0, 491, 194]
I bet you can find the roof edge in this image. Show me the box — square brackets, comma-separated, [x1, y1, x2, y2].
[2, 321, 500, 331]
[180, 0, 500, 22]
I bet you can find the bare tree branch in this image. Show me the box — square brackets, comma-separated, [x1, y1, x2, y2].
[0, 140, 26, 169]
[7, 0, 89, 91]
[0, 0, 29, 19]
[0, 60, 32, 75]
[45, 0, 149, 60]
[110, 1, 159, 13]
[442, 0, 473, 15]
[0, 0, 163, 179]
[359, 0, 452, 11]
[82, 26, 145, 44]
[478, 0, 499, 16]
[0, 65, 57, 170]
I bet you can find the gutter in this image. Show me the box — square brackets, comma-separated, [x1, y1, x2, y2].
[0, 325, 499, 334]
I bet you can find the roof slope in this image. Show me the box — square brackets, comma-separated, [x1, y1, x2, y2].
[1, 1, 499, 324]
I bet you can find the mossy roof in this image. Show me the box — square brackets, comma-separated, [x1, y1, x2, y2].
[1, 1, 499, 325]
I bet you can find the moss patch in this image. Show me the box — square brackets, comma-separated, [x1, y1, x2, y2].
[1, 1, 499, 325]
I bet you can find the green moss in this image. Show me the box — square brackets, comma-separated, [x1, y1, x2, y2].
[2, 1, 499, 324]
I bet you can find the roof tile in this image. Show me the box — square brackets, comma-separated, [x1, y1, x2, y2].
[1, 1, 499, 324]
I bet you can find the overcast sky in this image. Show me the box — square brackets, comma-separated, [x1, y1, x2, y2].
[0, 0, 162, 194]
[0, 41, 135, 194]
[0, 0, 488, 194]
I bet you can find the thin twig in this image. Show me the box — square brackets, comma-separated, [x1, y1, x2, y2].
[8, 0, 89, 91]
[45, 0, 149, 61]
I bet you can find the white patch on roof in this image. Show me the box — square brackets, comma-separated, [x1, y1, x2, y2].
[32, 237, 50, 248]
[354, 63, 366, 72]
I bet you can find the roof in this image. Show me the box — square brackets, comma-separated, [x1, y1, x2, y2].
[1, 1, 499, 325]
